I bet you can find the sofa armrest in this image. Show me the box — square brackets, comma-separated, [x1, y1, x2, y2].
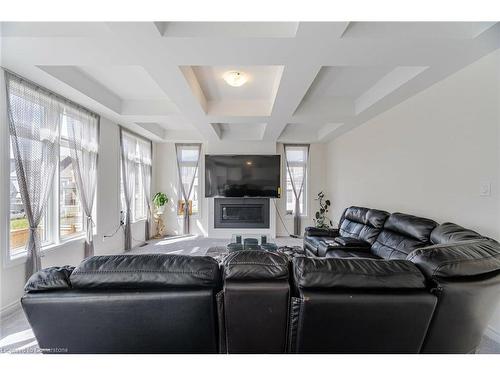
[407, 238, 500, 279]
[304, 227, 339, 238]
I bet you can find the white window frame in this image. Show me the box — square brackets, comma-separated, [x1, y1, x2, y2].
[284, 145, 308, 217]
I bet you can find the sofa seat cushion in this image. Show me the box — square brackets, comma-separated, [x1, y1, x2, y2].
[430, 223, 483, 245]
[372, 213, 437, 260]
[222, 250, 289, 281]
[70, 254, 220, 289]
[304, 236, 334, 252]
[293, 257, 427, 290]
[407, 238, 500, 279]
[334, 236, 371, 248]
[325, 249, 381, 260]
[25, 266, 75, 292]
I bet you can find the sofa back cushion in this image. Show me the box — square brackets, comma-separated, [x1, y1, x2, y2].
[222, 250, 289, 281]
[372, 213, 437, 260]
[293, 257, 427, 290]
[70, 254, 220, 289]
[339, 206, 389, 244]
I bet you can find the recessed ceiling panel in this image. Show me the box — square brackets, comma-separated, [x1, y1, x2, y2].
[183, 65, 284, 116]
[191, 65, 283, 101]
[77, 66, 168, 101]
[305, 66, 394, 100]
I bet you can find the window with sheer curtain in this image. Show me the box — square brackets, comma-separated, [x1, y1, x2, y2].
[177, 145, 201, 216]
[7, 72, 99, 267]
[120, 131, 149, 222]
[285, 145, 308, 216]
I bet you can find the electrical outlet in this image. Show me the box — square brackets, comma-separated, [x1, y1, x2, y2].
[479, 182, 491, 197]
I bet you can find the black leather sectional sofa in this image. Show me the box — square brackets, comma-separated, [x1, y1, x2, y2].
[21, 206, 500, 354]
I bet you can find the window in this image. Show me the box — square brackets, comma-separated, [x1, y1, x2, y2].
[177, 145, 201, 216]
[284, 145, 308, 216]
[120, 131, 147, 222]
[7, 80, 98, 259]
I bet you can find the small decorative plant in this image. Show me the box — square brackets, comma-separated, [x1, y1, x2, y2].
[313, 191, 333, 229]
[153, 192, 168, 208]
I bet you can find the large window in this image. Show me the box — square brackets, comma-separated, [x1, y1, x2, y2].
[177, 145, 201, 216]
[8, 90, 97, 259]
[285, 145, 308, 216]
[120, 132, 147, 222]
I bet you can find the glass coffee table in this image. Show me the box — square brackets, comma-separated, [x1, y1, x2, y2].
[227, 234, 278, 252]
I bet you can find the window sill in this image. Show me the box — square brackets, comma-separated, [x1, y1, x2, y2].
[131, 218, 147, 224]
[4, 234, 86, 269]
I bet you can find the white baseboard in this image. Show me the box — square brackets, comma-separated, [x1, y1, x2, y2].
[0, 300, 21, 318]
[485, 325, 500, 343]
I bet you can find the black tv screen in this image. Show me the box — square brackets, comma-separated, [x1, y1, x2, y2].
[205, 155, 281, 198]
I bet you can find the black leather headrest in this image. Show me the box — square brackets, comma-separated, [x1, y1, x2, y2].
[293, 257, 426, 289]
[25, 266, 75, 292]
[407, 238, 500, 279]
[223, 250, 289, 281]
[70, 254, 220, 289]
[384, 213, 437, 242]
[344, 206, 369, 223]
[430, 222, 483, 245]
[343, 206, 389, 228]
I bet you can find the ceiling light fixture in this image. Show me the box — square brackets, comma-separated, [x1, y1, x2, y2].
[223, 71, 248, 87]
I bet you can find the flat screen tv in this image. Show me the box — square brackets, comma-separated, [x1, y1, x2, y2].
[205, 155, 281, 198]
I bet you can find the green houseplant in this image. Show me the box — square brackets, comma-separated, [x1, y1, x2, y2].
[153, 192, 168, 210]
[153, 192, 168, 238]
[313, 191, 333, 229]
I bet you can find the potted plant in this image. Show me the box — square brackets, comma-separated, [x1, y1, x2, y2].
[313, 191, 333, 229]
[153, 192, 168, 238]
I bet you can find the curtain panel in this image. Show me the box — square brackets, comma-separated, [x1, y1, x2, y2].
[120, 129, 138, 250]
[175, 143, 201, 235]
[284, 144, 310, 236]
[5, 72, 62, 280]
[65, 105, 100, 258]
[138, 138, 153, 240]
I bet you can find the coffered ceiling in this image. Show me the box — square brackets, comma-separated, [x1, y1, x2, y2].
[1, 22, 499, 143]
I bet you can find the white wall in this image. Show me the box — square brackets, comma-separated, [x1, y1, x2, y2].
[324, 49, 500, 338]
[0, 75, 146, 313]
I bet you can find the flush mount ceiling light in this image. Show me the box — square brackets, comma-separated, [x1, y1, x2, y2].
[223, 71, 248, 87]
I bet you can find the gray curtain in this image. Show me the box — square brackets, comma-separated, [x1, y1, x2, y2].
[175, 143, 201, 235]
[120, 129, 137, 250]
[5, 72, 61, 281]
[284, 144, 310, 236]
[65, 106, 99, 258]
[138, 138, 152, 240]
